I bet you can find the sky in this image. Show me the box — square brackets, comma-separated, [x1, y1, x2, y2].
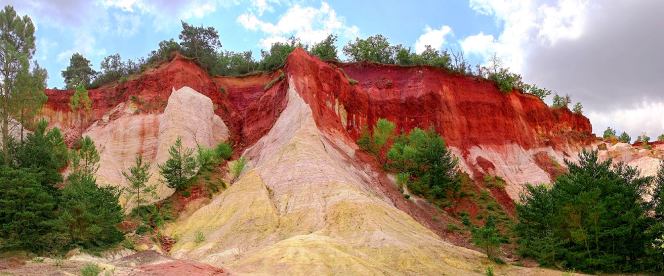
[1, 0, 663, 139]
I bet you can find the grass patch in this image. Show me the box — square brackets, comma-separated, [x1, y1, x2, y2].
[80, 263, 102, 276]
[483, 175, 506, 189]
[194, 231, 206, 244]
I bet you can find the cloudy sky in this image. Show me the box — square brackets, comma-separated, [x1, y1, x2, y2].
[2, 0, 663, 139]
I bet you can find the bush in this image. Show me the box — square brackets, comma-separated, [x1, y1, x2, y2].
[387, 127, 460, 201]
[356, 118, 396, 157]
[310, 34, 338, 61]
[343, 35, 398, 64]
[603, 127, 617, 140]
[194, 231, 205, 244]
[619, 131, 631, 143]
[572, 102, 583, 114]
[489, 68, 522, 93]
[230, 156, 247, 182]
[551, 94, 571, 109]
[214, 142, 233, 160]
[515, 150, 656, 272]
[471, 215, 503, 261]
[80, 263, 101, 276]
[259, 37, 301, 71]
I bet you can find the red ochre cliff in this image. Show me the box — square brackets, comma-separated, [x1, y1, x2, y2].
[43, 48, 593, 196]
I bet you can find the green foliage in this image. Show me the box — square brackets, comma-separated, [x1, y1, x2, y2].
[310, 34, 338, 61]
[521, 83, 552, 100]
[230, 156, 247, 182]
[356, 118, 396, 157]
[80, 263, 102, 276]
[551, 94, 571, 109]
[343, 35, 397, 64]
[387, 127, 460, 200]
[11, 62, 48, 138]
[194, 231, 205, 244]
[13, 120, 69, 188]
[69, 84, 92, 136]
[90, 54, 142, 88]
[658, 134, 664, 142]
[471, 216, 503, 261]
[0, 5, 38, 162]
[637, 134, 650, 145]
[483, 175, 506, 189]
[130, 203, 174, 231]
[572, 102, 583, 114]
[259, 37, 301, 71]
[179, 21, 222, 74]
[489, 68, 522, 93]
[70, 136, 100, 177]
[515, 150, 656, 272]
[159, 137, 197, 191]
[619, 131, 631, 143]
[62, 53, 95, 89]
[122, 154, 156, 208]
[214, 142, 233, 161]
[59, 173, 124, 251]
[0, 167, 60, 253]
[217, 50, 257, 76]
[485, 266, 494, 276]
[603, 127, 617, 139]
[145, 39, 181, 66]
[411, 45, 450, 68]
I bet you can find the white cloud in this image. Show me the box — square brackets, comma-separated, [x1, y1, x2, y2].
[56, 32, 107, 64]
[113, 13, 141, 37]
[462, 0, 588, 71]
[237, 2, 359, 49]
[414, 25, 453, 53]
[460, 32, 495, 60]
[587, 102, 664, 139]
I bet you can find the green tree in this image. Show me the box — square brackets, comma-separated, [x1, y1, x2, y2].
[516, 150, 654, 272]
[0, 167, 61, 253]
[13, 120, 68, 189]
[59, 173, 124, 250]
[551, 94, 571, 109]
[217, 51, 256, 75]
[122, 154, 156, 208]
[0, 5, 37, 163]
[521, 83, 552, 101]
[387, 127, 460, 200]
[62, 53, 95, 89]
[11, 62, 47, 140]
[343, 34, 396, 64]
[179, 21, 221, 73]
[489, 68, 522, 93]
[69, 83, 92, 137]
[259, 37, 301, 71]
[573, 102, 583, 114]
[619, 131, 631, 143]
[357, 118, 396, 157]
[471, 215, 503, 261]
[658, 134, 664, 142]
[70, 136, 100, 177]
[412, 45, 450, 69]
[145, 39, 181, 66]
[310, 34, 338, 61]
[159, 137, 197, 190]
[603, 127, 617, 140]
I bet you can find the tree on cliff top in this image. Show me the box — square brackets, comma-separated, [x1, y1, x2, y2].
[619, 131, 631, 143]
[343, 34, 396, 64]
[310, 34, 338, 61]
[259, 37, 302, 71]
[0, 5, 39, 163]
[179, 21, 221, 74]
[603, 127, 617, 139]
[62, 53, 95, 89]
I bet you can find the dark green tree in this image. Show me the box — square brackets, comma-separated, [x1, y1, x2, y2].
[145, 39, 181, 66]
[159, 137, 197, 190]
[603, 127, 617, 140]
[310, 34, 338, 61]
[59, 173, 124, 250]
[13, 120, 68, 189]
[70, 136, 100, 177]
[618, 131, 631, 143]
[516, 150, 654, 272]
[0, 167, 61, 253]
[217, 51, 256, 75]
[69, 83, 92, 137]
[412, 45, 450, 69]
[11, 62, 47, 140]
[62, 53, 95, 89]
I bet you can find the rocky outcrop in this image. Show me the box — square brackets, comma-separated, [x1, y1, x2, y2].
[85, 86, 229, 203]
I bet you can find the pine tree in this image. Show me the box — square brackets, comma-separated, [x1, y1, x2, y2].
[61, 53, 95, 89]
[70, 136, 99, 177]
[159, 137, 197, 190]
[471, 215, 503, 261]
[122, 154, 156, 208]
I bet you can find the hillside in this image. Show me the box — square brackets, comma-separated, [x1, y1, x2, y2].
[34, 48, 651, 275]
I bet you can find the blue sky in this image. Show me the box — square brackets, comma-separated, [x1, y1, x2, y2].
[2, 0, 664, 137]
[4, 0, 499, 88]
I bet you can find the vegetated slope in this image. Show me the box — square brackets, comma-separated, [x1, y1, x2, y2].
[40, 49, 596, 274]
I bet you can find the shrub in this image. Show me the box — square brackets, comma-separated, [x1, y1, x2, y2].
[658, 134, 664, 142]
[194, 231, 206, 244]
[80, 263, 101, 276]
[572, 102, 583, 114]
[522, 83, 551, 100]
[230, 156, 247, 182]
[214, 142, 233, 160]
[551, 94, 571, 109]
[471, 215, 503, 262]
[483, 175, 506, 189]
[259, 37, 301, 71]
[603, 127, 617, 140]
[356, 118, 396, 157]
[489, 68, 522, 93]
[310, 34, 338, 61]
[343, 35, 398, 64]
[619, 131, 631, 143]
[387, 127, 460, 201]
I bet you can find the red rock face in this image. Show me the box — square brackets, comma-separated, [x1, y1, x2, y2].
[284, 48, 592, 153]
